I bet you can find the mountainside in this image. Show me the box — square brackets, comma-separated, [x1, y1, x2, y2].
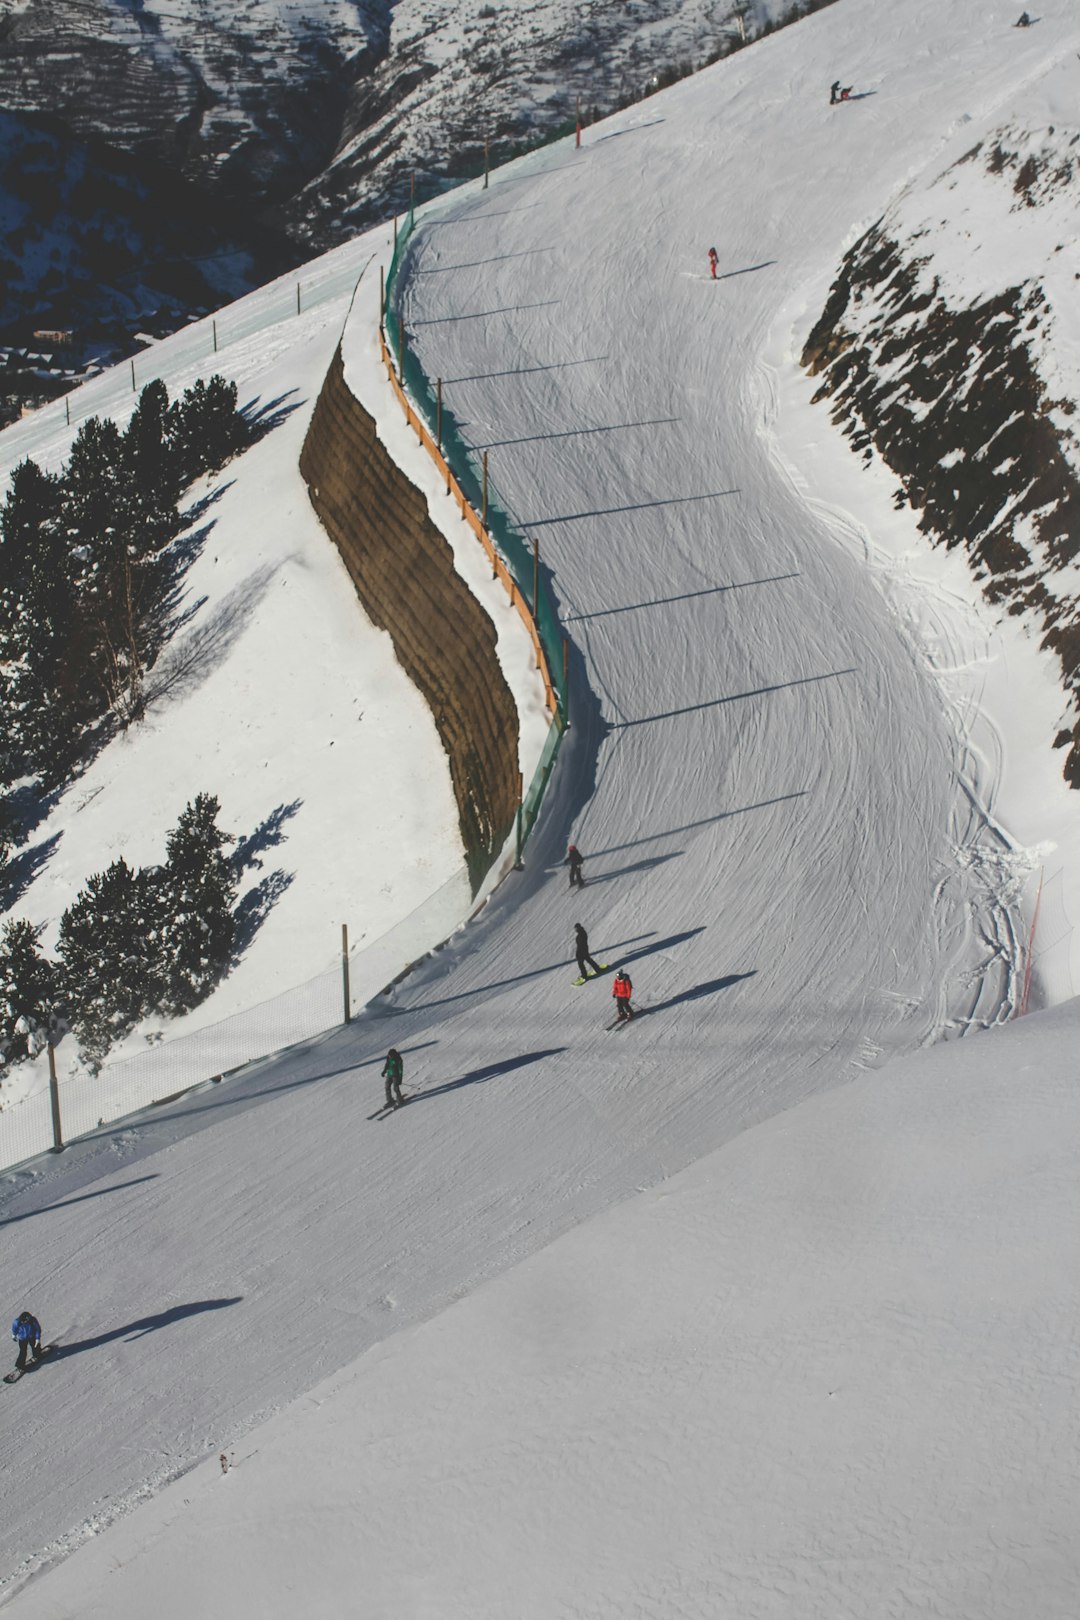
[803, 83, 1080, 780]
[0, 0, 799, 390]
[2, 0, 1080, 1610]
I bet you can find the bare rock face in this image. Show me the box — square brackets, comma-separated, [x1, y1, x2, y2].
[802, 128, 1080, 784]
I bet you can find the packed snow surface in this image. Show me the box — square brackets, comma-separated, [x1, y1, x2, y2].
[2, 0, 1080, 1613]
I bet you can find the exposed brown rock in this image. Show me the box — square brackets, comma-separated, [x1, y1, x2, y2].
[300, 345, 521, 892]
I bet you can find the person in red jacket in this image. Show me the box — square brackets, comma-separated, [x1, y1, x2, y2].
[707, 246, 719, 279]
[612, 970, 634, 1022]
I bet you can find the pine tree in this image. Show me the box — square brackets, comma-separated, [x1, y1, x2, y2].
[167, 375, 250, 484]
[156, 793, 238, 1016]
[0, 457, 63, 635]
[62, 415, 149, 725]
[57, 858, 163, 1068]
[0, 918, 56, 1067]
[0, 457, 83, 777]
[122, 380, 182, 556]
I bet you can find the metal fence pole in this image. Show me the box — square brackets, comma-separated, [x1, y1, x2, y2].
[342, 924, 351, 1024]
[47, 1042, 64, 1153]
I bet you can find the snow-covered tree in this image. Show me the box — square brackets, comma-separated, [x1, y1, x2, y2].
[156, 793, 238, 1016]
[122, 379, 183, 556]
[57, 857, 163, 1069]
[0, 918, 56, 1068]
[167, 375, 250, 484]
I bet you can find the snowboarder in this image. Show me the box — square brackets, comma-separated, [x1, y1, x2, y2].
[1015, 11, 1032, 24]
[612, 970, 634, 1022]
[830, 79, 841, 103]
[566, 844, 586, 889]
[574, 923, 602, 980]
[382, 1048, 404, 1109]
[707, 246, 719, 279]
[11, 1311, 43, 1372]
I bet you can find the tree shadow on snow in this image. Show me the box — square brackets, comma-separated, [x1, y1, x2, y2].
[55, 1297, 243, 1358]
[231, 869, 295, 960]
[142, 561, 282, 710]
[0, 831, 62, 910]
[233, 800, 303, 876]
[242, 388, 304, 444]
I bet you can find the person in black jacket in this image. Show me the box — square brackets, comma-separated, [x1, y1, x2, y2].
[574, 924, 602, 980]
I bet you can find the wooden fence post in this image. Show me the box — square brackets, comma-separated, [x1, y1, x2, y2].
[212, 318, 218, 354]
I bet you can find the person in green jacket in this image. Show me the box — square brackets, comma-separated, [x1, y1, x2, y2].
[382, 1048, 404, 1109]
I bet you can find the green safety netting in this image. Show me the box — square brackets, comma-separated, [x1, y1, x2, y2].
[384, 205, 568, 873]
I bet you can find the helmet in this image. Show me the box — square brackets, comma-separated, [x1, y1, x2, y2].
[18, 1311, 32, 1324]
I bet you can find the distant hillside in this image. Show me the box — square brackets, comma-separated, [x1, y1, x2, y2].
[0, 0, 808, 401]
[0, 110, 296, 421]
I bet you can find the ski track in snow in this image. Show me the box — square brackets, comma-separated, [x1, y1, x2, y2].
[2, 0, 1076, 1597]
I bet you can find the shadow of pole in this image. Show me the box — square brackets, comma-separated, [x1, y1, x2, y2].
[409, 1046, 566, 1104]
[636, 971, 757, 1017]
[56, 1297, 243, 1357]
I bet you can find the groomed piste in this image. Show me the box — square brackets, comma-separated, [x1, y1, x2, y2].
[2, 0, 1079, 1614]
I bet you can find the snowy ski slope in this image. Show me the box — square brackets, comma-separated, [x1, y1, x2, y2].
[2, 0, 1079, 1611]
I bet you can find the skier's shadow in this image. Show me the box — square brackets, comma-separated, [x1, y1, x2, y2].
[55, 1298, 243, 1357]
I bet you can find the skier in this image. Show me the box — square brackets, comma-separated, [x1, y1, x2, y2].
[11, 1310, 43, 1371]
[707, 246, 719, 280]
[574, 923, 602, 980]
[382, 1048, 404, 1109]
[612, 969, 634, 1022]
[566, 844, 585, 889]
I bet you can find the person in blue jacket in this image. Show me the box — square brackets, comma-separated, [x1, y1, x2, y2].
[11, 1310, 43, 1370]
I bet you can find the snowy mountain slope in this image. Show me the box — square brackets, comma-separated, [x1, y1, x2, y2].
[0, 241, 474, 1120]
[15, 993, 1080, 1620]
[3, 0, 1080, 1607]
[291, 0, 793, 237]
[801, 54, 1080, 779]
[0, 0, 385, 199]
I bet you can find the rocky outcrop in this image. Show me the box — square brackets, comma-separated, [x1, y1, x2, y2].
[802, 193, 1080, 784]
[299, 345, 520, 890]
